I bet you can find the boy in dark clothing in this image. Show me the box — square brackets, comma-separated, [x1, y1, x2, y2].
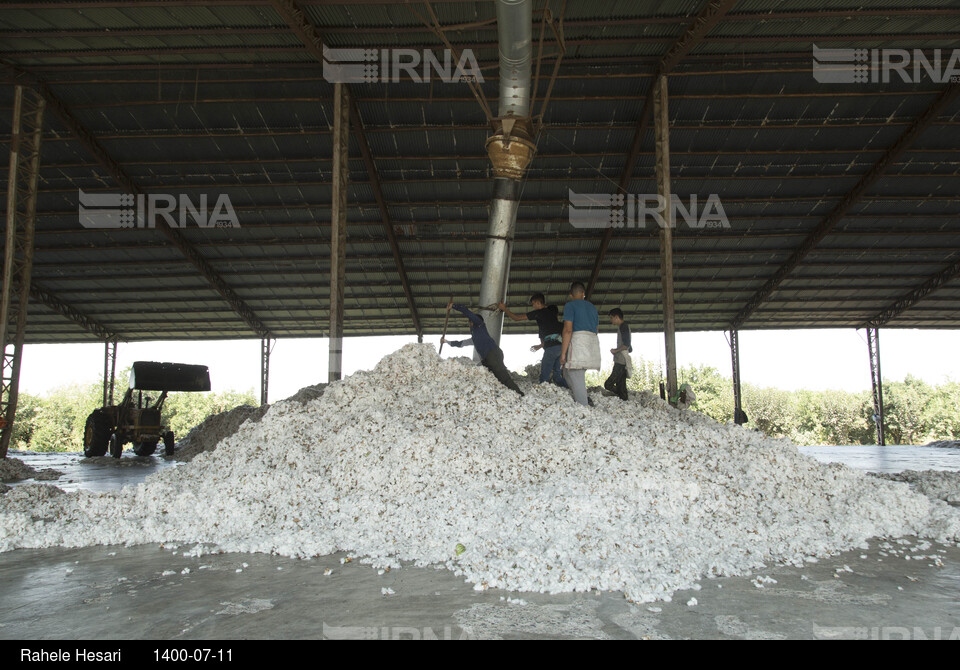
[441, 302, 525, 396]
[604, 308, 632, 401]
[498, 293, 567, 388]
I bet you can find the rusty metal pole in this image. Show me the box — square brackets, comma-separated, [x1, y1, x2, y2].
[729, 329, 745, 425]
[329, 82, 349, 382]
[654, 75, 678, 405]
[867, 327, 886, 446]
[261, 338, 273, 406]
[102, 340, 117, 407]
[1, 86, 45, 458]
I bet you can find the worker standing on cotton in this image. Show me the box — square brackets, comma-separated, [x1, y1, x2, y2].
[604, 308, 633, 401]
[441, 302, 525, 397]
[559, 282, 601, 406]
[498, 293, 567, 388]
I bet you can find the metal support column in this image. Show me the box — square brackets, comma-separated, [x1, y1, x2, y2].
[0, 86, 45, 458]
[867, 327, 885, 446]
[654, 75, 678, 405]
[260, 338, 274, 406]
[102, 340, 117, 406]
[329, 82, 349, 382]
[728, 330, 746, 425]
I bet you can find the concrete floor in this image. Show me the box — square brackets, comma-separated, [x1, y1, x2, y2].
[2, 451, 960, 640]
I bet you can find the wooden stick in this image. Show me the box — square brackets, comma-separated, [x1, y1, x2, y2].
[438, 296, 453, 355]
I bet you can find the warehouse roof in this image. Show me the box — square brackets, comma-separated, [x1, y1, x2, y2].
[1, 0, 959, 343]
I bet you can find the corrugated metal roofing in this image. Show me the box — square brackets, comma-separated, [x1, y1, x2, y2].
[1, 1, 959, 342]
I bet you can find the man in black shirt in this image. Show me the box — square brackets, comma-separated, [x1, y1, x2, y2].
[499, 293, 568, 388]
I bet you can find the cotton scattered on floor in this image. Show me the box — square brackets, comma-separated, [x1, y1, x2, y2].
[1, 344, 958, 603]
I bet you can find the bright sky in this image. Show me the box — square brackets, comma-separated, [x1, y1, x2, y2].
[16, 328, 960, 402]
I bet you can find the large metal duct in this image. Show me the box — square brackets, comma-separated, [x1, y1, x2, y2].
[477, 0, 535, 345]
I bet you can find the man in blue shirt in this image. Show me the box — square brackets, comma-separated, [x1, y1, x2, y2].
[441, 302, 525, 396]
[559, 282, 601, 406]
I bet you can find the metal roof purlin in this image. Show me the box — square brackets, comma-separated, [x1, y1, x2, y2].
[28, 282, 122, 342]
[586, 0, 739, 299]
[0, 60, 274, 340]
[731, 81, 960, 330]
[269, 0, 424, 338]
[865, 258, 960, 329]
[349, 95, 424, 338]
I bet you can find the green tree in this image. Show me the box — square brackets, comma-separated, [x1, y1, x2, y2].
[924, 380, 960, 441]
[163, 389, 258, 438]
[8, 392, 43, 450]
[884, 375, 934, 445]
[26, 381, 102, 452]
[677, 364, 732, 424]
[7, 368, 258, 453]
[741, 384, 796, 439]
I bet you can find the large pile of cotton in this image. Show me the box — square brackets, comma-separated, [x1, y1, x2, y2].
[1, 344, 958, 603]
[874, 470, 960, 504]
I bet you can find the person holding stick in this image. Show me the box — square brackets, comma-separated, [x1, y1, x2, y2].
[441, 302, 524, 396]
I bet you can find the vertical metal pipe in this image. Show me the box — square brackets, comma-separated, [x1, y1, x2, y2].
[867, 327, 885, 446]
[478, 179, 521, 340]
[495, 0, 533, 119]
[479, 0, 534, 346]
[654, 75, 678, 404]
[329, 83, 349, 382]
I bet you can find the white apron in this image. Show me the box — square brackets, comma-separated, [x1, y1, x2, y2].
[567, 330, 601, 370]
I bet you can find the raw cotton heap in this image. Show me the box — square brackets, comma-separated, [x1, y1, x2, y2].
[874, 470, 960, 504]
[173, 404, 269, 462]
[173, 383, 326, 461]
[0, 457, 62, 483]
[1, 344, 959, 602]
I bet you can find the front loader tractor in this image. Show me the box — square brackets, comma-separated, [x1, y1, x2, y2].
[83, 361, 211, 458]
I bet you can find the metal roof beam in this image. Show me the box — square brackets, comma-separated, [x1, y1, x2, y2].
[587, 0, 739, 298]
[0, 60, 273, 339]
[349, 96, 424, 338]
[269, 0, 423, 338]
[865, 259, 960, 328]
[28, 282, 121, 342]
[730, 82, 960, 329]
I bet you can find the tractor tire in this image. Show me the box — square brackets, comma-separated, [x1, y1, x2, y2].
[133, 439, 158, 457]
[83, 410, 111, 458]
[163, 431, 175, 456]
[109, 433, 123, 459]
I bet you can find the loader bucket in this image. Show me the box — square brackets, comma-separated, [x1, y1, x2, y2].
[128, 361, 211, 392]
